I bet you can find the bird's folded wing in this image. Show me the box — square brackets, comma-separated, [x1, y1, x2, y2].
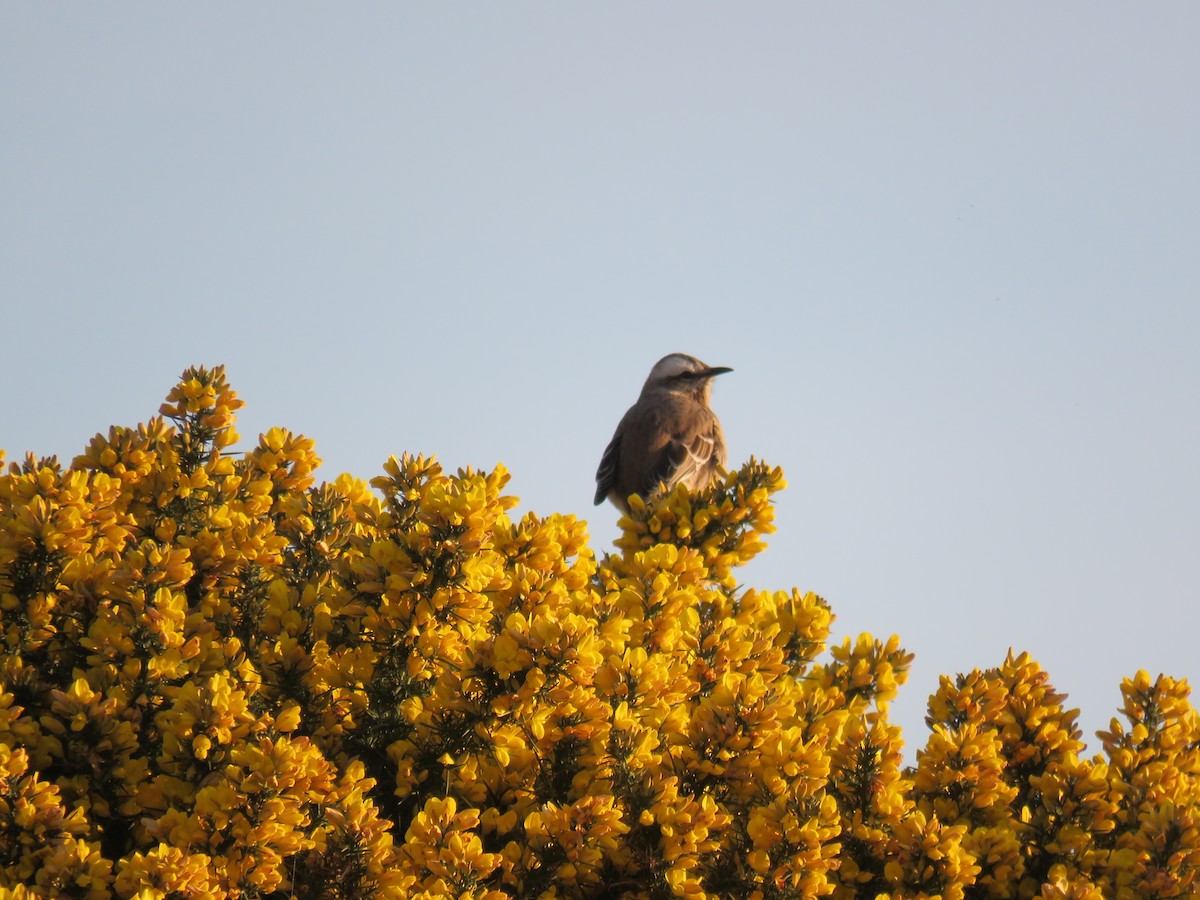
[594, 434, 620, 505]
[642, 419, 718, 496]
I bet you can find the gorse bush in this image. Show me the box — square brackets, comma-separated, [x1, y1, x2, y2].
[0, 365, 1196, 899]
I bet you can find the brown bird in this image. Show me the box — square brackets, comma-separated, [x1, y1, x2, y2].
[594, 353, 732, 514]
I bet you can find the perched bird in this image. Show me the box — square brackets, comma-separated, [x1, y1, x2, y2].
[594, 353, 732, 514]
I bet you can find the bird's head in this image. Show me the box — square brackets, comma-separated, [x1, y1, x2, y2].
[641, 353, 733, 399]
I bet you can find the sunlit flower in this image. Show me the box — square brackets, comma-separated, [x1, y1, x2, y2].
[1, 369, 1196, 899]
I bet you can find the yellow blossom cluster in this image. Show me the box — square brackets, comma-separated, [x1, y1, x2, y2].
[0, 366, 1196, 898]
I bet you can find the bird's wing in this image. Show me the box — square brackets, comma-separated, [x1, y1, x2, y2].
[594, 431, 621, 505]
[641, 409, 720, 496]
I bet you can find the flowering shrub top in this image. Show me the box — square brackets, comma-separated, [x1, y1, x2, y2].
[0, 366, 1196, 898]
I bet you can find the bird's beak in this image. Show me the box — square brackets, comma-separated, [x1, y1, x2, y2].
[704, 366, 733, 377]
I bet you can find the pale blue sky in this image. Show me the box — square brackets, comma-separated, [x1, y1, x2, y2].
[3, 5, 1198, 756]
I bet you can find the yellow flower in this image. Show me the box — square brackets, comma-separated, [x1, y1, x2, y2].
[5, 368, 1199, 900]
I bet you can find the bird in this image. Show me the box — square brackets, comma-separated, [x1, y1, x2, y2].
[594, 353, 732, 515]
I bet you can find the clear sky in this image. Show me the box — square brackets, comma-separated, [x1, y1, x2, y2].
[3, 5, 1198, 757]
